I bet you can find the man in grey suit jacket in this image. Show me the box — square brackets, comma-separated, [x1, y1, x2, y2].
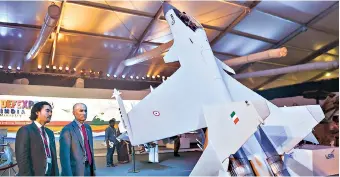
[59, 103, 96, 176]
[15, 101, 59, 176]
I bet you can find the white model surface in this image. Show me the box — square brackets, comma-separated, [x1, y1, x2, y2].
[284, 145, 339, 176]
[112, 3, 325, 176]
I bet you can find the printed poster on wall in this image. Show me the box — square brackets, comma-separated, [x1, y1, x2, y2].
[0, 95, 139, 138]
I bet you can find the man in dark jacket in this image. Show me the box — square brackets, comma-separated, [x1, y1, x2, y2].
[15, 101, 59, 176]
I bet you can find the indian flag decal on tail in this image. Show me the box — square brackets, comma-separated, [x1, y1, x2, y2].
[230, 111, 239, 124]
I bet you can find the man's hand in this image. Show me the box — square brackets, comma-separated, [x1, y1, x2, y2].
[106, 140, 110, 148]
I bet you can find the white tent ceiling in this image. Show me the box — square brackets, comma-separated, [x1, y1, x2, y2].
[0, 0, 338, 90]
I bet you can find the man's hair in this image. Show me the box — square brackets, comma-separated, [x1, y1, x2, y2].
[109, 119, 116, 124]
[73, 103, 86, 111]
[29, 101, 52, 120]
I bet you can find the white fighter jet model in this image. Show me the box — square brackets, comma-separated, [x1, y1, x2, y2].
[112, 3, 325, 176]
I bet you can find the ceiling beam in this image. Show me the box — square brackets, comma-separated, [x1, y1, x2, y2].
[236, 1, 339, 74]
[65, 0, 282, 47]
[210, 8, 250, 46]
[210, 1, 266, 47]
[0, 48, 179, 71]
[64, 0, 338, 50]
[230, 29, 277, 44]
[124, 6, 163, 60]
[213, 51, 239, 58]
[256, 1, 339, 36]
[66, 0, 155, 18]
[253, 39, 339, 90]
[306, 68, 338, 82]
[0, 21, 139, 44]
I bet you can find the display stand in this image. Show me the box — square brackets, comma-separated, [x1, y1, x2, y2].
[128, 146, 140, 173]
[148, 141, 159, 163]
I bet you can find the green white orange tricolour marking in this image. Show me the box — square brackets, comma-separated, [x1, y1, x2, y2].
[230, 111, 239, 124]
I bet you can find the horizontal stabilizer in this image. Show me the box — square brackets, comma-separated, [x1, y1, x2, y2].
[263, 105, 324, 153]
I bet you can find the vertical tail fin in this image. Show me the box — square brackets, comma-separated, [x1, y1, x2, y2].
[112, 89, 134, 142]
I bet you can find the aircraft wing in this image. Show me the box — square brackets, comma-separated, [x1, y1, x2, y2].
[126, 67, 208, 145]
[220, 71, 325, 154]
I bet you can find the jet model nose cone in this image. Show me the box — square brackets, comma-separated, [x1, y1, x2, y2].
[163, 2, 175, 16]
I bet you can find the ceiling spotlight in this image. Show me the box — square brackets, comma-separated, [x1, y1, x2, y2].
[147, 74, 150, 78]
[46, 65, 50, 69]
[53, 66, 56, 70]
[141, 77, 145, 80]
[38, 65, 42, 69]
[107, 74, 110, 77]
[113, 75, 117, 78]
[16, 66, 20, 70]
[152, 75, 155, 79]
[59, 66, 63, 70]
[130, 76, 134, 79]
[0, 65, 3, 69]
[157, 75, 160, 78]
[122, 75, 126, 78]
[8, 66, 12, 70]
[65, 66, 69, 71]
[136, 76, 139, 79]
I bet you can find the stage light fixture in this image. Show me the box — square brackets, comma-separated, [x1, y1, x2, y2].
[80, 69, 85, 76]
[16, 66, 21, 70]
[0, 65, 3, 69]
[65, 66, 69, 71]
[136, 76, 139, 79]
[152, 75, 155, 79]
[130, 76, 134, 79]
[71, 68, 76, 73]
[113, 75, 117, 78]
[8, 66, 12, 70]
[122, 75, 126, 78]
[107, 73, 110, 77]
[98, 71, 104, 78]
[38, 65, 42, 69]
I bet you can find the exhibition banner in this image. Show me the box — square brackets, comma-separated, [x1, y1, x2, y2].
[0, 95, 139, 135]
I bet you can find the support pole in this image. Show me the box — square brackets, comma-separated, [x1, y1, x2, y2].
[128, 146, 140, 173]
